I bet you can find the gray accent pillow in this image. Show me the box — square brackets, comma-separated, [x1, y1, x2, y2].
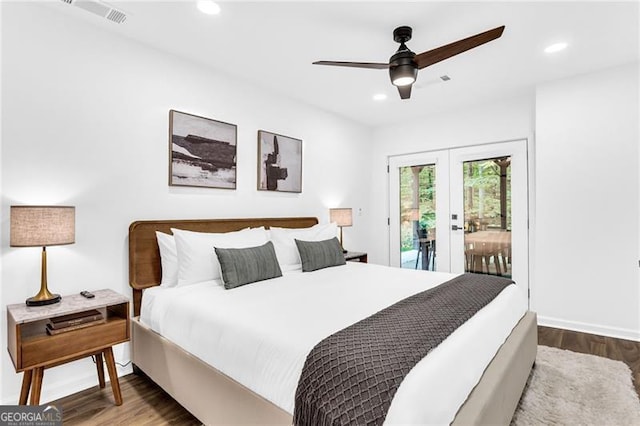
[215, 241, 283, 289]
[295, 237, 347, 272]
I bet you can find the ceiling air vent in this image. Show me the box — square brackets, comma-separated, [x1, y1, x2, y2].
[60, 0, 127, 24]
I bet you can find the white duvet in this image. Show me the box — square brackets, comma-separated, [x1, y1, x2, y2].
[141, 262, 527, 425]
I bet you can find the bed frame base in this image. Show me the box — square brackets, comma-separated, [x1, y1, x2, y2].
[132, 312, 536, 425]
[132, 318, 291, 424]
[452, 311, 537, 425]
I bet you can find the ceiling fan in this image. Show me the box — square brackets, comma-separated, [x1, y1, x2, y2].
[313, 25, 505, 100]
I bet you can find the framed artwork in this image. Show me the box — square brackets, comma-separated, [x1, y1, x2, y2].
[169, 110, 237, 189]
[257, 130, 302, 193]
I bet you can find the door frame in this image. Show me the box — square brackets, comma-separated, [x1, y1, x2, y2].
[388, 138, 530, 293]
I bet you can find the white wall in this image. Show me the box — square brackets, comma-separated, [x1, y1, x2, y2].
[369, 95, 535, 265]
[534, 63, 639, 340]
[0, 3, 372, 404]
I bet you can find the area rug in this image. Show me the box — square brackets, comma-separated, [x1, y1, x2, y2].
[512, 345, 640, 425]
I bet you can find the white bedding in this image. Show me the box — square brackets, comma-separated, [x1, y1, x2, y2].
[140, 262, 527, 425]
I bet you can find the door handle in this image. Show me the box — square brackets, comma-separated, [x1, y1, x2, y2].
[451, 225, 464, 231]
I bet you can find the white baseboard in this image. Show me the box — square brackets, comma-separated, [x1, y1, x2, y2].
[1, 363, 132, 406]
[538, 315, 640, 342]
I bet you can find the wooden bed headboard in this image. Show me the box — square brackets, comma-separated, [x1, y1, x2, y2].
[128, 217, 318, 316]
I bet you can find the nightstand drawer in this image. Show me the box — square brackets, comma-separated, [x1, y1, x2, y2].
[20, 318, 128, 370]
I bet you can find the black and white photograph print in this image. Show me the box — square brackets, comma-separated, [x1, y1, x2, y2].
[169, 110, 237, 189]
[257, 130, 302, 193]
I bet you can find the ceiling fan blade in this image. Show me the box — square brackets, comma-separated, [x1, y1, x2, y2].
[313, 61, 389, 70]
[398, 85, 412, 100]
[415, 26, 505, 69]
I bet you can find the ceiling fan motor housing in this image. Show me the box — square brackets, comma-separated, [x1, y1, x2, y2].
[389, 52, 417, 86]
[390, 26, 417, 87]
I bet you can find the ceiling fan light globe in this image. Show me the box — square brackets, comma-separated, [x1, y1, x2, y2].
[393, 76, 415, 87]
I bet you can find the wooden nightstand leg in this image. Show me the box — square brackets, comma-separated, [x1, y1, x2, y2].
[29, 367, 44, 405]
[19, 369, 33, 405]
[103, 347, 123, 406]
[95, 353, 106, 389]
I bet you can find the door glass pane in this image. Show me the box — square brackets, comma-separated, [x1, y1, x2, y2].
[463, 157, 512, 277]
[399, 164, 436, 270]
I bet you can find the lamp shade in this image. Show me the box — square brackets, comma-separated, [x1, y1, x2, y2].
[329, 208, 352, 227]
[10, 206, 75, 247]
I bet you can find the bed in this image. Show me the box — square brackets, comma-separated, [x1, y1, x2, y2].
[129, 217, 537, 425]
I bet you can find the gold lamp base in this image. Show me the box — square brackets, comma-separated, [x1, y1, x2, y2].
[25, 246, 62, 307]
[339, 226, 347, 253]
[26, 293, 61, 306]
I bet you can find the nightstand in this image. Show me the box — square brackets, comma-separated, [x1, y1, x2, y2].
[6, 289, 130, 406]
[345, 251, 368, 263]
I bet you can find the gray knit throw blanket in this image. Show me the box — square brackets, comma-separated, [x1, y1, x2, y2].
[294, 273, 514, 426]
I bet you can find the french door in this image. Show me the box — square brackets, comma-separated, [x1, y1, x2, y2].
[389, 140, 529, 290]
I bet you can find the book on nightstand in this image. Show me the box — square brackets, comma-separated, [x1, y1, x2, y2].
[46, 318, 106, 335]
[46, 309, 104, 334]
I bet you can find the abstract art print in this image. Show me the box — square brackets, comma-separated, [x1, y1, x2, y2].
[257, 130, 302, 193]
[169, 110, 237, 189]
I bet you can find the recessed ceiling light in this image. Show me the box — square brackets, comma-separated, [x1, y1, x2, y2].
[544, 42, 568, 54]
[197, 0, 220, 15]
[373, 93, 387, 101]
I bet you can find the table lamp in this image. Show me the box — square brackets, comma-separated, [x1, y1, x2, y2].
[329, 208, 352, 253]
[10, 206, 75, 306]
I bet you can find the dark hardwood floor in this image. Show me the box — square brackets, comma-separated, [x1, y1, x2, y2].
[54, 371, 200, 425]
[48, 326, 640, 425]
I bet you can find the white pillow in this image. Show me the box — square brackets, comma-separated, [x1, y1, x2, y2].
[172, 227, 269, 286]
[156, 231, 178, 287]
[270, 223, 338, 271]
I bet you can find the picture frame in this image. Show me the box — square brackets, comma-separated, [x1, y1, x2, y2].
[257, 130, 302, 193]
[169, 110, 237, 189]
